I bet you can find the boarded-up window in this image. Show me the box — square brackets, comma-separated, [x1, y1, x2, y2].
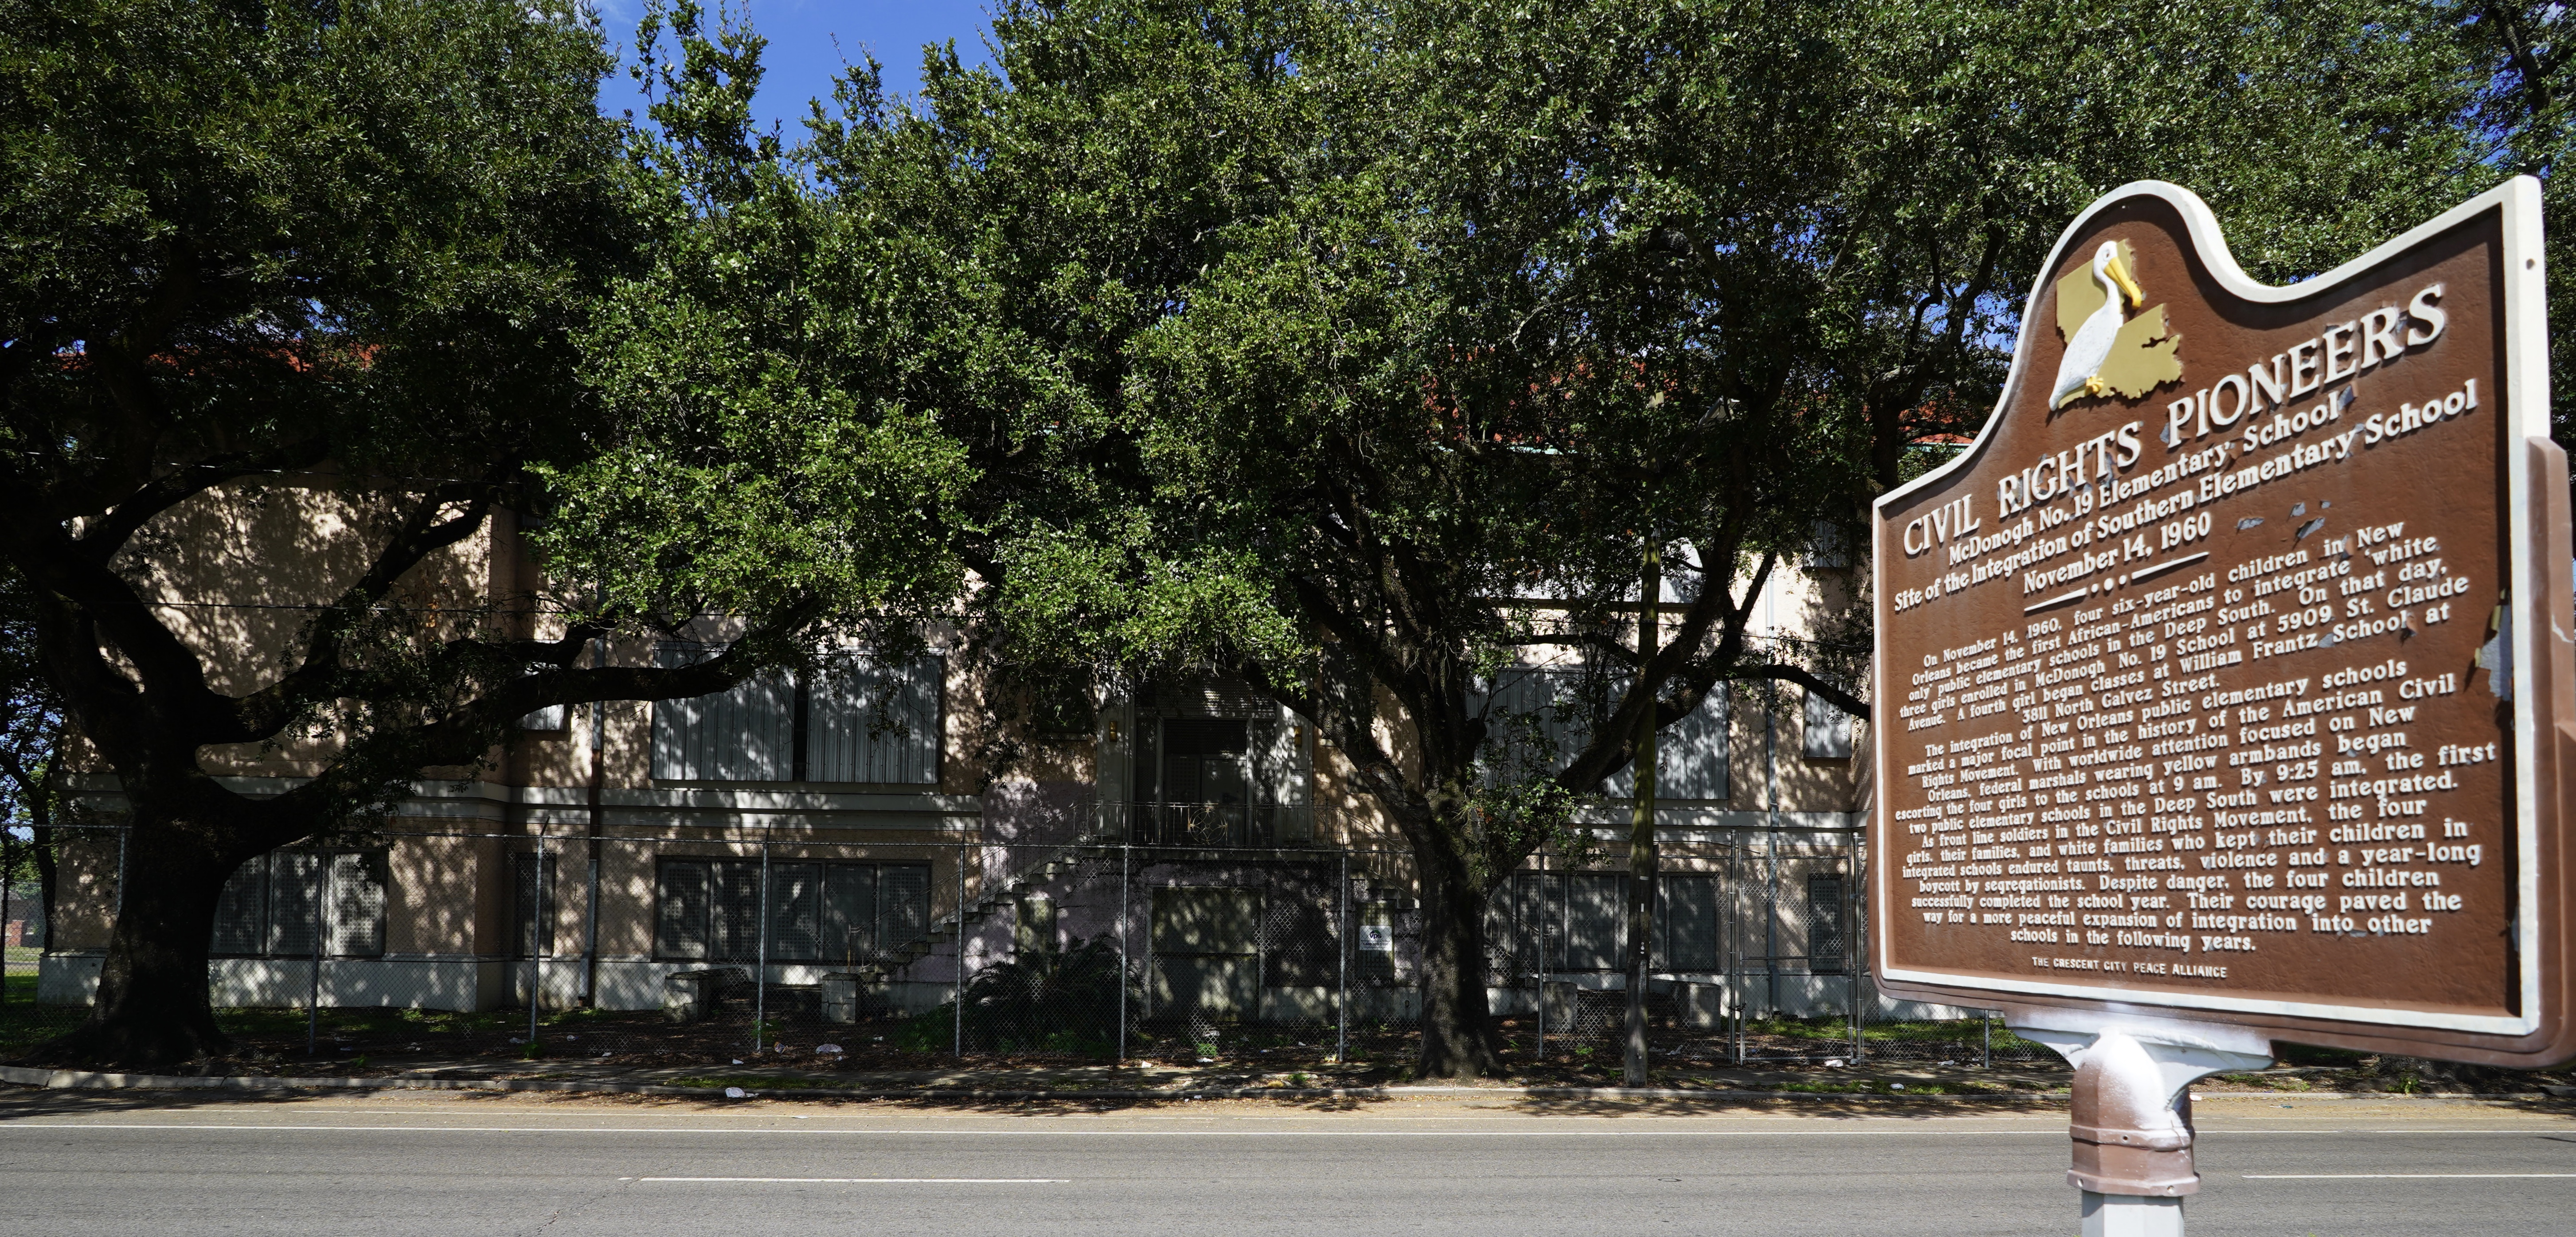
[1257, 894, 1334, 987]
[1563, 873, 1627, 971]
[1489, 870, 1718, 975]
[269, 852, 326, 958]
[874, 864, 930, 952]
[207, 850, 386, 959]
[1654, 874, 1721, 971]
[655, 858, 930, 964]
[715, 862, 762, 962]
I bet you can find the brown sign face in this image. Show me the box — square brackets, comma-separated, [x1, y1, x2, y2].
[1869, 179, 2575, 1065]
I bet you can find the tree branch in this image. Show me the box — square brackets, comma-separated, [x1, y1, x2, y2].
[234, 487, 498, 739]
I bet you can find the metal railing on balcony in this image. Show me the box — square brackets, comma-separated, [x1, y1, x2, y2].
[1104, 800, 1318, 849]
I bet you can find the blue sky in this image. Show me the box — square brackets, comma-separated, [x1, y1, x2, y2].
[593, 0, 999, 137]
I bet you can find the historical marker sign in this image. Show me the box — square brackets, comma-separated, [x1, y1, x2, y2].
[1869, 178, 2576, 1064]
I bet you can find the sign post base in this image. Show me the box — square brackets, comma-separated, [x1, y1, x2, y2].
[2011, 1009, 2273, 1236]
[2080, 1192, 2184, 1237]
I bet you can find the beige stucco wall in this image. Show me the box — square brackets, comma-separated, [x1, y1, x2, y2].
[108, 474, 514, 780]
[45, 478, 1876, 1012]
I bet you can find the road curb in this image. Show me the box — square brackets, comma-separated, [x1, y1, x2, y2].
[0, 1065, 2054, 1101]
[0, 1065, 712, 1097]
[0, 1065, 2561, 1104]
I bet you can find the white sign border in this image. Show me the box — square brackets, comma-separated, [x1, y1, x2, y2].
[1870, 176, 2550, 1037]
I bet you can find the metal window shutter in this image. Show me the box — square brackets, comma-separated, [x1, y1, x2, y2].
[209, 855, 268, 956]
[1656, 874, 1720, 971]
[326, 853, 385, 957]
[714, 862, 761, 962]
[805, 654, 942, 784]
[652, 642, 713, 780]
[767, 863, 821, 961]
[1662, 686, 1730, 800]
[876, 865, 930, 950]
[1564, 873, 1626, 970]
[656, 861, 711, 960]
[268, 853, 325, 958]
[821, 863, 876, 965]
[1803, 687, 1854, 758]
[711, 673, 796, 781]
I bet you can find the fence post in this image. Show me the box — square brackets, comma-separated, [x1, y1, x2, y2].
[1533, 850, 1545, 1064]
[1764, 709, 1780, 1018]
[528, 835, 547, 1051]
[1117, 843, 1130, 1067]
[1336, 850, 1348, 1065]
[309, 854, 325, 1057]
[754, 839, 770, 1054]
[1849, 850, 1862, 1064]
[1729, 950, 1743, 1066]
[1984, 1012, 1993, 1070]
[954, 840, 966, 1059]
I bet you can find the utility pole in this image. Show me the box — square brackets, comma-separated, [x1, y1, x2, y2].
[1625, 540, 1660, 1087]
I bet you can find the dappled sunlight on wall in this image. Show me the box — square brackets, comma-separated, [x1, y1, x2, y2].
[387, 833, 486, 956]
[101, 475, 511, 780]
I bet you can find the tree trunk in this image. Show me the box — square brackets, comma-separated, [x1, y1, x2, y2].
[1413, 845, 1501, 1079]
[34, 826, 234, 1069]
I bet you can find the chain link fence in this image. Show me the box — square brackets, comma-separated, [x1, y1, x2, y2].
[4, 823, 2037, 1073]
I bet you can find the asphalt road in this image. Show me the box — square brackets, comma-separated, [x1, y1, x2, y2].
[5, 1091, 2573, 1237]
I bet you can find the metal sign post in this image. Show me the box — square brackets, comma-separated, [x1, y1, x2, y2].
[1869, 177, 2568, 1235]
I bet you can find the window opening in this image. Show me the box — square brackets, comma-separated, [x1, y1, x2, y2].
[1806, 871, 1849, 973]
[654, 858, 931, 964]
[208, 850, 387, 959]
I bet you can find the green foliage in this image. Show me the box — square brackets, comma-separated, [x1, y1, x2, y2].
[886, 939, 1125, 1057]
[960, 935, 1125, 1055]
[1, 0, 637, 484]
[890, 1007, 961, 1054]
[533, 3, 975, 641]
[2440, 2, 2576, 466]
[0, 0, 678, 1065]
[819, 0, 2491, 1074]
[0, 0, 639, 808]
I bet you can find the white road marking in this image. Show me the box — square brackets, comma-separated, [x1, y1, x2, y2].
[635, 1177, 1066, 1183]
[2245, 1173, 2576, 1179]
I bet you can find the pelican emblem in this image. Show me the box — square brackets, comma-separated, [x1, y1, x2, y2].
[2048, 239, 2182, 409]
